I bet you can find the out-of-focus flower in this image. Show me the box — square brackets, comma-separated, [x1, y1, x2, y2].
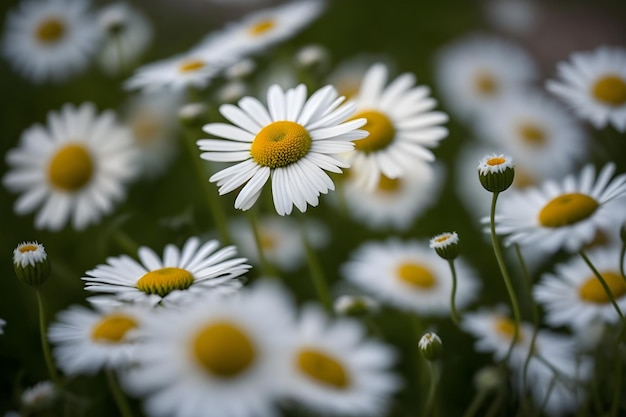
[21, 381, 58, 411]
[333, 294, 379, 316]
[3, 103, 138, 231]
[341, 239, 480, 316]
[13, 241, 51, 286]
[215, 80, 249, 104]
[483, 0, 540, 36]
[0, 319, 5, 335]
[284, 305, 400, 416]
[546, 46, 626, 132]
[224, 58, 256, 80]
[2, 0, 101, 83]
[346, 63, 448, 191]
[327, 54, 392, 100]
[294, 43, 330, 71]
[83, 237, 249, 307]
[198, 84, 367, 215]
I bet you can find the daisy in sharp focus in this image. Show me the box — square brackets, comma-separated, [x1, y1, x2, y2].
[2, 0, 101, 83]
[3, 103, 138, 231]
[341, 239, 480, 316]
[345, 63, 449, 191]
[534, 246, 626, 330]
[492, 163, 626, 253]
[121, 282, 296, 417]
[284, 305, 400, 416]
[546, 46, 626, 132]
[198, 83, 368, 215]
[82, 237, 249, 307]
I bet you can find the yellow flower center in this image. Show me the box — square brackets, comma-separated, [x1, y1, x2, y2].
[248, 19, 276, 36]
[474, 71, 499, 96]
[493, 317, 522, 342]
[296, 348, 350, 389]
[434, 235, 450, 243]
[48, 144, 94, 192]
[136, 267, 194, 297]
[592, 74, 626, 106]
[35, 17, 65, 44]
[91, 314, 138, 343]
[352, 110, 395, 153]
[579, 271, 626, 304]
[396, 262, 436, 289]
[132, 117, 159, 145]
[517, 122, 546, 146]
[19, 245, 38, 253]
[486, 157, 506, 166]
[377, 175, 401, 192]
[260, 232, 276, 250]
[179, 59, 206, 73]
[538, 193, 599, 228]
[250, 121, 312, 168]
[193, 321, 256, 378]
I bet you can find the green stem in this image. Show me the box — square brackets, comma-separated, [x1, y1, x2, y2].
[112, 229, 139, 255]
[620, 240, 626, 282]
[461, 389, 490, 417]
[446, 259, 461, 326]
[106, 369, 134, 417]
[300, 219, 332, 311]
[489, 191, 522, 362]
[579, 249, 624, 320]
[245, 210, 277, 278]
[35, 289, 60, 384]
[424, 361, 439, 417]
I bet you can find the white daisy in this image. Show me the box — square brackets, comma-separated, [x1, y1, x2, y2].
[534, 246, 626, 330]
[198, 83, 368, 215]
[434, 34, 538, 120]
[83, 237, 249, 307]
[121, 282, 296, 417]
[3, 103, 138, 231]
[97, 2, 152, 75]
[474, 90, 588, 179]
[13, 241, 47, 268]
[229, 216, 329, 272]
[284, 305, 400, 416]
[340, 162, 444, 231]
[546, 46, 626, 132]
[493, 163, 626, 253]
[21, 381, 58, 411]
[345, 63, 449, 191]
[48, 304, 151, 375]
[340, 239, 480, 316]
[2, 0, 101, 83]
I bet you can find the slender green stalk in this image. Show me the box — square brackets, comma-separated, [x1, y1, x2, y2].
[112, 229, 139, 255]
[461, 389, 490, 417]
[489, 191, 522, 362]
[537, 376, 557, 416]
[423, 361, 439, 417]
[579, 249, 624, 319]
[245, 210, 277, 278]
[35, 289, 60, 384]
[620, 241, 626, 282]
[300, 220, 332, 311]
[446, 259, 461, 326]
[106, 369, 134, 417]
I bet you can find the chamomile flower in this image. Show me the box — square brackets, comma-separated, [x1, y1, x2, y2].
[3, 103, 138, 231]
[474, 91, 588, 178]
[434, 35, 538, 120]
[122, 282, 295, 417]
[82, 237, 249, 306]
[341, 239, 480, 316]
[2, 0, 101, 83]
[48, 304, 150, 375]
[284, 305, 400, 416]
[229, 216, 329, 272]
[198, 84, 368, 215]
[493, 163, 626, 253]
[546, 46, 626, 132]
[340, 162, 444, 231]
[345, 63, 449, 191]
[534, 246, 626, 330]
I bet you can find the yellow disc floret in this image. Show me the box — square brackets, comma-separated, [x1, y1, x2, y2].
[179, 59, 206, 73]
[193, 321, 256, 378]
[352, 110, 395, 153]
[250, 121, 312, 168]
[538, 193, 599, 228]
[592, 75, 626, 106]
[493, 317, 522, 342]
[48, 144, 94, 192]
[377, 175, 401, 192]
[136, 267, 194, 297]
[36, 17, 65, 44]
[248, 19, 276, 36]
[296, 348, 350, 389]
[474, 71, 499, 96]
[579, 271, 626, 304]
[396, 262, 436, 289]
[517, 122, 546, 145]
[91, 314, 138, 343]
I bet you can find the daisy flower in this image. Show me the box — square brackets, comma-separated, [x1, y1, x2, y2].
[341, 239, 480, 316]
[345, 63, 449, 191]
[21, 381, 58, 411]
[534, 246, 626, 330]
[2, 0, 101, 83]
[122, 282, 296, 417]
[284, 305, 400, 416]
[198, 83, 368, 215]
[48, 304, 151, 375]
[434, 35, 538, 120]
[83, 237, 249, 306]
[493, 163, 626, 253]
[97, 2, 152, 75]
[3, 103, 138, 231]
[546, 46, 626, 132]
[340, 162, 444, 231]
[474, 91, 588, 179]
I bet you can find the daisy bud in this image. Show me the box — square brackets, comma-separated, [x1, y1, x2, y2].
[13, 242, 51, 286]
[224, 58, 256, 80]
[295, 44, 330, 70]
[419, 332, 443, 361]
[429, 232, 460, 260]
[21, 381, 58, 411]
[334, 295, 379, 316]
[178, 102, 209, 127]
[216, 81, 248, 104]
[477, 154, 515, 193]
[473, 365, 503, 391]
